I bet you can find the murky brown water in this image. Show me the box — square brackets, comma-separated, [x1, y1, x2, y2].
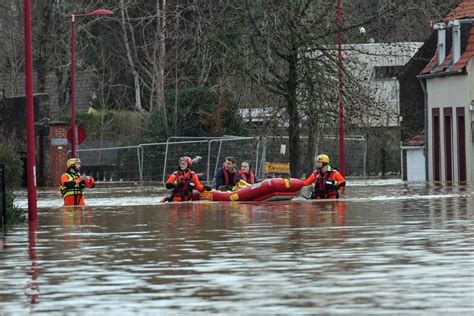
[1, 183, 473, 314]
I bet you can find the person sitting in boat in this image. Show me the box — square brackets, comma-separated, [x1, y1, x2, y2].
[213, 156, 239, 191]
[236, 161, 258, 184]
[303, 154, 345, 199]
[59, 158, 95, 207]
[164, 156, 211, 202]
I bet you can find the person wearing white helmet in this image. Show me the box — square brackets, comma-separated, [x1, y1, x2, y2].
[59, 158, 95, 206]
[303, 154, 345, 199]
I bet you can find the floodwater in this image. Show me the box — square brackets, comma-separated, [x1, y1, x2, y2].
[1, 180, 473, 315]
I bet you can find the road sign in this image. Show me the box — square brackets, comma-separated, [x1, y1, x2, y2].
[263, 162, 290, 174]
[67, 126, 86, 145]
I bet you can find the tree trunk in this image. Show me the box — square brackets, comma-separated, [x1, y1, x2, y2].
[287, 48, 301, 178]
[156, 0, 168, 133]
[305, 129, 316, 176]
[120, 0, 143, 112]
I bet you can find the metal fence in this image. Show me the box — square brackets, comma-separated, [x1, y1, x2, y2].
[316, 135, 367, 176]
[76, 136, 262, 185]
[75, 134, 366, 185]
[259, 135, 367, 176]
[0, 163, 6, 226]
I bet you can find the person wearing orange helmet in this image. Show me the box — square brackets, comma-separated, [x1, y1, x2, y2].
[59, 158, 95, 206]
[164, 156, 211, 202]
[303, 154, 345, 199]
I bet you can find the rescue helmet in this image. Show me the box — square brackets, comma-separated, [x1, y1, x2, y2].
[315, 154, 330, 164]
[179, 156, 193, 167]
[66, 158, 81, 169]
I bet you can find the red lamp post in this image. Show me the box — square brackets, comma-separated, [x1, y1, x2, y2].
[337, 0, 345, 176]
[24, 0, 37, 220]
[66, 9, 113, 158]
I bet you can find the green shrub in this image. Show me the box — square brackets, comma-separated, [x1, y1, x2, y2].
[146, 87, 249, 141]
[0, 142, 26, 224]
[76, 110, 147, 145]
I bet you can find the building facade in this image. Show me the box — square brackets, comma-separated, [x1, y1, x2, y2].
[419, 0, 474, 182]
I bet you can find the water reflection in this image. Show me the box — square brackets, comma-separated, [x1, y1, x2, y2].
[1, 184, 473, 314]
[27, 221, 39, 305]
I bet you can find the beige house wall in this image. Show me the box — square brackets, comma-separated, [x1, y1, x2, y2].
[426, 68, 473, 182]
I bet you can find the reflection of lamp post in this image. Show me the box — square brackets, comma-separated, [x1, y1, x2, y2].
[66, 9, 113, 158]
[337, 0, 345, 176]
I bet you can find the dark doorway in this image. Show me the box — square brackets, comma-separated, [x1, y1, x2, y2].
[432, 108, 440, 181]
[457, 107, 466, 182]
[444, 108, 453, 182]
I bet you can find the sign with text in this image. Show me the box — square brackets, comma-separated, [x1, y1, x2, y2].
[264, 162, 290, 174]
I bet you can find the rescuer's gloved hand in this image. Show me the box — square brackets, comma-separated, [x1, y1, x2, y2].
[165, 183, 174, 189]
[204, 186, 212, 191]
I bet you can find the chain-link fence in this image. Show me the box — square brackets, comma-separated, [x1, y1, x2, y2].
[260, 135, 367, 176]
[76, 146, 141, 182]
[76, 136, 262, 185]
[75, 134, 366, 185]
[316, 135, 367, 176]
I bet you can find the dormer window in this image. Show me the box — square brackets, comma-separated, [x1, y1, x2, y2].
[434, 23, 447, 65]
[450, 20, 461, 64]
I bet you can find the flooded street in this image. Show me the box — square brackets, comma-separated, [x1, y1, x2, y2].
[1, 181, 473, 314]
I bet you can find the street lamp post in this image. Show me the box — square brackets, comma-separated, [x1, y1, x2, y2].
[337, 0, 345, 176]
[24, 0, 37, 220]
[66, 9, 113, 158]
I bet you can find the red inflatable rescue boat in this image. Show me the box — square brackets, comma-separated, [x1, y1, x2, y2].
[193, 178, 304, 202]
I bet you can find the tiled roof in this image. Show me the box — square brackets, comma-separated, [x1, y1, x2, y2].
[444, 0, 474, 21]
[0, 70, 96, 120]
[421, 0, 474, 75]
[403, 129, 424, 146]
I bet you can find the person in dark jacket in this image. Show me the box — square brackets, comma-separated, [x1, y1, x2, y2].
[236, 161, 258, 184]
[213, 156, 239, 191]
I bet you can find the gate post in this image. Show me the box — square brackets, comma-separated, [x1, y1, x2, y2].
[49, 122, 69, 186]
[0, 163, 6, 226]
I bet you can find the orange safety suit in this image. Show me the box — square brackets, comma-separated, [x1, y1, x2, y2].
[303, 165, 345, 199]
[60, 172, 95, 206]
[165, 170, 205, 202]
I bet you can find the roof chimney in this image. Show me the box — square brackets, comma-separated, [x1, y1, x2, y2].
[433, 23, 446, 65]
[450, 20, 461, 64]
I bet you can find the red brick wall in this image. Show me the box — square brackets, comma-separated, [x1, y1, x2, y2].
[49, 123, 69, 187]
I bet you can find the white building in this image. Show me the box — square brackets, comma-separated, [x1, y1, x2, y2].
[418, 1, 474, 183]
[239, 42, 422, 128]
[343, 42, 422, 126]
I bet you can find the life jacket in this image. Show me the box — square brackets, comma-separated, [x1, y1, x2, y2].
[59, 172, 84, 197]
[313, 166, 339, 199]
[238, 171, 255, 184]
[223, 168, 237, 186]
[171, 170, 196, 202]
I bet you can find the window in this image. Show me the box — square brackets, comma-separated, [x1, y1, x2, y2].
[373, 66, 403, 80]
